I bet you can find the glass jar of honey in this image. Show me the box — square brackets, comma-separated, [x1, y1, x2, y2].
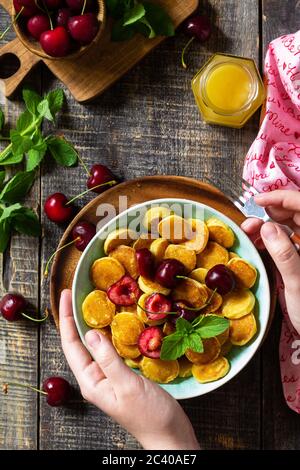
[191, 53, 265, 128]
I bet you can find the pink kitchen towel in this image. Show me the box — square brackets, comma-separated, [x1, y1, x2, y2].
[243, 31, 300, 413]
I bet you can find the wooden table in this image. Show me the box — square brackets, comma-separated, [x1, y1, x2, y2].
[1, 0, 300, 450]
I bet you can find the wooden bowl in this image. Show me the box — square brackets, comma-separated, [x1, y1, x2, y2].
[12, 0, 106, 61]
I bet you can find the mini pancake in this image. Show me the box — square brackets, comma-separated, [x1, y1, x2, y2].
[220, 340, 233, 356]
[163, 321, 176, 336]
[112, 336, 141, 359]
[206, 217, 235, 248]
[201, 287, 223, 314]
[109, 245, 139, 279]
[180, 219, 209, 254]
[111, 312, 144, 345]
[227, 257, 257, 288]
[82, 290, 116, 328]
[91, 257, 125, 291]
[119, 304, 137, 314]
[192, 356, 230, 383]
[158, 215, 193, 243]
[178, 357, 193, 378]
[196, 241, 229, 270]
[124, 358, 142, 369]
[143, 206, 172, 233]
[137, 293, 166, 326]
[132, 234, 155, 250]
[140, 357, 179, 383]
[189, 267, 208, 284]
[172, 278, 208, 308]
[186, 337, 221, 364]
[104, 228, 136, 254]
[150, 238, 169, 264]
[216, 327, 229, 346]
[164, 244, 196, 272]
[221, 289, 256, 319]
[138, 275, 171, 296]
[229, 312, 257, 346]
[229, 251, 240, 259]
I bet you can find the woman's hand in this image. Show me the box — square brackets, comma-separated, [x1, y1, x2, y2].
[241, 190, 300, 334]
[59, 289, 199, 450]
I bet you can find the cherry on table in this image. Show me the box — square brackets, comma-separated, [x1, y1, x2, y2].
[138, 326, 163, 359]
[13, 0, 39, 17]
[27, 14, 51, 40]
[56, 8, 72, 27]
[42, 377, 71, 406]
[68, 13, 99, 45]
[44, 192, 74, 224]
[107, 275, 140, 306]
[0, 293, 26, 321]
[205, 264, 235, 295]
[155, 259, 185, 288]
[72, 221, 96, 251]
[136, 248, 154, 279]
[183, 15, 212, 42]
[87, 164, 116, 193]
[40, 26, 71, 58]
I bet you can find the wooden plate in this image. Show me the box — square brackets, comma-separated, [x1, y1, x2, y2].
[0, 0, 198, 102]
[50, 176, 277, 331]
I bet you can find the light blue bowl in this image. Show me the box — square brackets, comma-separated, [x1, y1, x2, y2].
[72, 198, 270, 400]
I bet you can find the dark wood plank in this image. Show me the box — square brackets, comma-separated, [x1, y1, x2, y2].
[261, 0, 300, 450]
[39, 0, 261, 449]
[0, 7, 41, 450]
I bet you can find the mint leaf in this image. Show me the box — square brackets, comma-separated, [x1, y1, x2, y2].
[160, 331, 187, 361]
[16, 110, 34, 133]
[12, 207, 41, 237]
[37, 98, 54, 121]
[0, 171, 35, 203]
[47, 136, 78, 167]
[0, 218, 11, 252]
[26, 146, 47, 171]
[0, 203, 23, 221]
[123, 3, 145, 26]
[143, 3, 175, 36]
[176, 317, 194, 334]
[23, 88, 42, 115]
[0, 170, 5, 187]
[10, 130, 33, 157]
[0, 107, 4, 131]
[0, 152, 24, 166]
[135, 16, 155, 38]
[46, 89, 64, 118]
[188, 332, 204, 353]
[195, 315, 229, 338]
[112, 19, 135, 41]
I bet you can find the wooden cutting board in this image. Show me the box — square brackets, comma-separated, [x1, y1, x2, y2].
[0, 0, 199, 102]
[49, 176, 277, 331]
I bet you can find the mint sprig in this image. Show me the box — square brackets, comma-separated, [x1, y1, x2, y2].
[107, 0, 175, 42]
[160, 314, 229, 361]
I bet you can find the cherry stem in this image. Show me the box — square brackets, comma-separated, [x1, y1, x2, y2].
[137, 301, 178, 316]
[181, 36, 195, 69]
[66, 180, 117, 206]
[76, 151, 91, 177]
[81, 0, 87, 15]
[44, 238, 80, 278]
[42, 0, 53, 30]
[21, 308, 49, 323]
[3, 382, 47, 396]
[35, 0, 47, 14]
[0, 7, 24, 40]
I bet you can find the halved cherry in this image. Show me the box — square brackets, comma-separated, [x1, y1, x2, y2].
[107, 275, 140, 306]
[138, 326, 163, 359]
[144, 293, 172, 321]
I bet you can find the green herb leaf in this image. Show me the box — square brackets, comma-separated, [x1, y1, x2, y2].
[112, 19, 135, 41]
[0, 203, 23, 221]
[0, 152, 24, 166]
[188, 332, 204, 353]
[0, 171, 35, 204]
[135, 16, 155, 38]
[0, 170, 5, 187]
[46, 136, 78, 167]
[0, 218, 12, 253]
[10, 130, 33, 157]
[160, 331, 188, 361]
[16, 110, 34, 133]
[0, 106, 5, 131]
[37, 98, 54, 122]
[46, 89, 65, 119]
[26, 146, 47, 172]
[195, 315, 229, 338]
[123, 2, 145, 26]
[12, 207, 41, 237]
[143, 3, 175, 36]
[175, 317, 194, 334]
[22, 88, 42, 116]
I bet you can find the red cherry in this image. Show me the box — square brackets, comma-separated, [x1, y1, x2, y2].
[44, 193, 73, 224]
[56, 8, 72, 27]
[42, 377, 71, 406]
[136, 248, 154, 279]
[27, 14, 51, 40]
[68, 13, 99, 45]
[155, 259, 185, 288]
[40, 27, 71, 58]
[0, 293, 26, 321]
[107, 275, 140, 306]
[183, 15, 212, 42]
[205, 264, 235, 295]
[87, 164, 116, 193]
[144, 293, 172, 321]
[44, 0, 63, 9]
[138, 327, 163, 359]
[13, 0, 39, 17]
[72, 221, 96, 251]
[66, 0, 94, 12]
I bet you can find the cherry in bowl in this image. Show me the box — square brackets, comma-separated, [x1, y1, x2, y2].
[138, 326, 163, 359]
[155, 259, 185, 288]
[205, 264, 235, 295]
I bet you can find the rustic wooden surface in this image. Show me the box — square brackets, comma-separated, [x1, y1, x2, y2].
[1, 0, 299, 450]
